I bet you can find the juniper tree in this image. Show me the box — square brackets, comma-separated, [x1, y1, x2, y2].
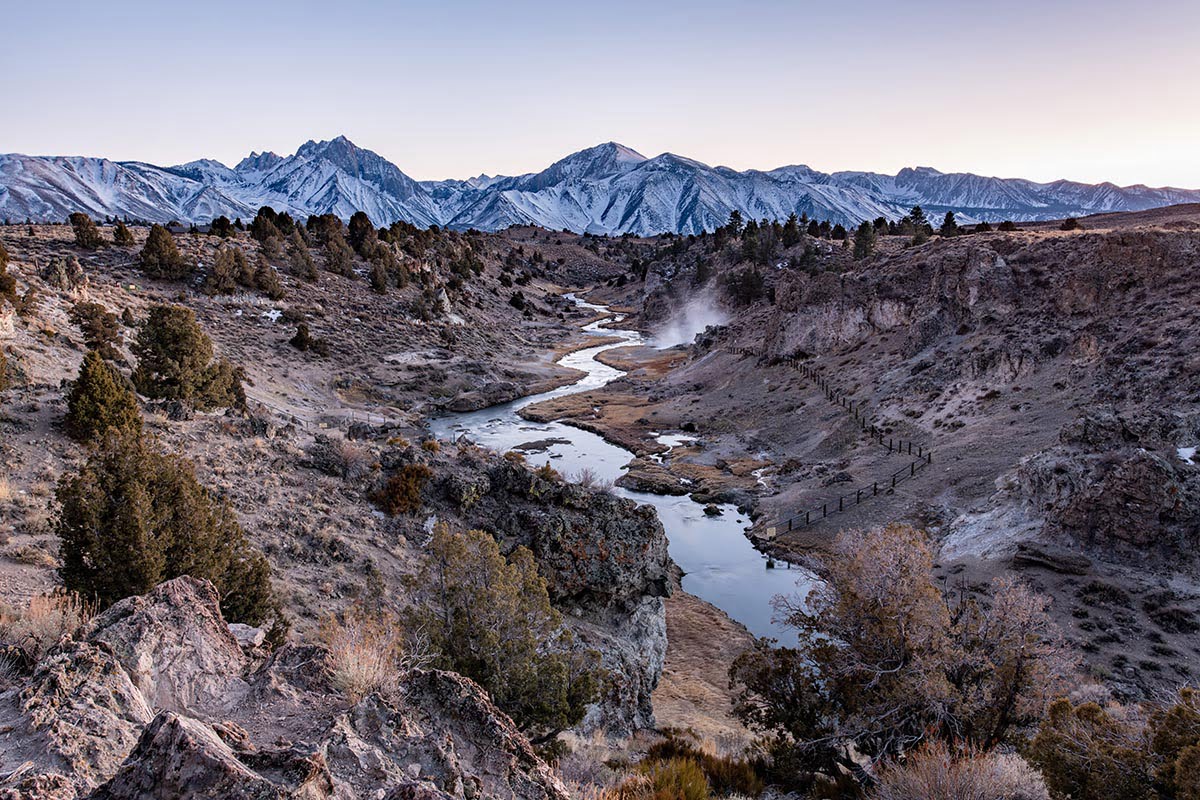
[64, 350, 142, 442]
[369, 259, 389, 294]
[55, 429, 278, 625]
[286, 230, 319, 282]
[69, 213, 104, 250]
[323, 232, 355, 277]
[202, 247, 243, 295]
[69, 301, 123, 359]
[139, 225, 190, 279]
[348, 211, 378, 256]
[0, 239, 17, 305]
[209, 216, 234, 238]
[408, 525, 603, 743]
[253, 256, 285, 300]
[112, 220, 135, 246]
[132, 304, 244, 410]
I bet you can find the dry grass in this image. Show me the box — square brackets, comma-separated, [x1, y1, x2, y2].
[4, 543, 57, 567]
[871, 741, 1049, 800]
[319, 604, 426, 702]
[0, 590, 94, 661]
[0, 478, 12, 504]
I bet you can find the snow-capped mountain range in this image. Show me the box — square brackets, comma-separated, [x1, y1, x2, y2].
[2, 136, 1197, 235]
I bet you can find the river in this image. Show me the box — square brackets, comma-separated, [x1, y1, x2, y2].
[429, 294, 811, 640]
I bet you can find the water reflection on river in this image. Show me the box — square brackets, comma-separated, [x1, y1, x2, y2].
[429, 295, 810, 640]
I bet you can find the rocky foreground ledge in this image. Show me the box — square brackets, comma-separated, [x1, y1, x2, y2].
[0, 577, 567, 800]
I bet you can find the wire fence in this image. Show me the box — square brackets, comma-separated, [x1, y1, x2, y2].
[727, 347, 933, 534]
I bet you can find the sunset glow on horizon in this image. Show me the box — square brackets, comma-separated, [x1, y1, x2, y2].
[4, 0, 1198, 187]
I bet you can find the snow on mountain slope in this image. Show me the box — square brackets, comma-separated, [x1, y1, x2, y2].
[3, 137, 1198, 233]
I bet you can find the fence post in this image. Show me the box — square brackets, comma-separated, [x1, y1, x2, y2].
[911, 462, 915, 476]
[788, 518, 792, 532]
[856, 489, 861, 504]
[805, 511, 810, 525]
[822, 503, 827, 518]
[873, 482, 878, 496]
[838, 497, 843, 512]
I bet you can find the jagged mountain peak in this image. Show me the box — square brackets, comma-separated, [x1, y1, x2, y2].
[3, 138, 1198, 233]
[235, 150, 284, 173]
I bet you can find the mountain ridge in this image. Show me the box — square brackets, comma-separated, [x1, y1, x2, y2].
[3, 137, 1198, 234]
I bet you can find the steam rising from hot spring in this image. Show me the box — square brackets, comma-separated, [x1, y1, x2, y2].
[651, 292, 728, 349]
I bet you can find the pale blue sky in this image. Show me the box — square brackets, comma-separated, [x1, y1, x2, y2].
[4, 0, 1199, 186]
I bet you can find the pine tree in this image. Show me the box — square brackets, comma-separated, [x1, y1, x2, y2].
[139, 225, 190, 279]
[112, 220, 135, 247]
[64, 350, 142, 442]
[725, 210, 744, 237]
[853, 221, 877, 260]
[910, 206, 931, 246]
[782, 212, 802, 247]
[939, 211, 960, 237]
[69, 213, 105, 250]
[56, 430, 278, 625]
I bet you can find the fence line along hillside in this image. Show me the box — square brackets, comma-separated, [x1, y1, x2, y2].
[727, 347, 932, 535]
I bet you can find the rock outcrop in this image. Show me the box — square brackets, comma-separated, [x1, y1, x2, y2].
[0, 577, 568, 800]
[437, 456, 673, 735]
[946, 410, 1200, 564]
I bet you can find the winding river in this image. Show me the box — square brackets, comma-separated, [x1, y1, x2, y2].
[429, 295, 811, 640]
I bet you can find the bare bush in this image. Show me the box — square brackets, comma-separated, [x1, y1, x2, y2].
[872, 741, 1049, 800]
[0, 590, 94, 661]
[333, 438, 373, 481]
[574, 467, 615, 494]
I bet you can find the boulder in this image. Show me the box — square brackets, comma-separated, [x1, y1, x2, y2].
[89, 711, 333, 800]
[83, 577, 249, 715]
[0, 643, 151, 793]
[323, 670, 568, 800]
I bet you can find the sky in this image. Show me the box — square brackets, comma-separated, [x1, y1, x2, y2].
[4, 0, 1199, 187]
